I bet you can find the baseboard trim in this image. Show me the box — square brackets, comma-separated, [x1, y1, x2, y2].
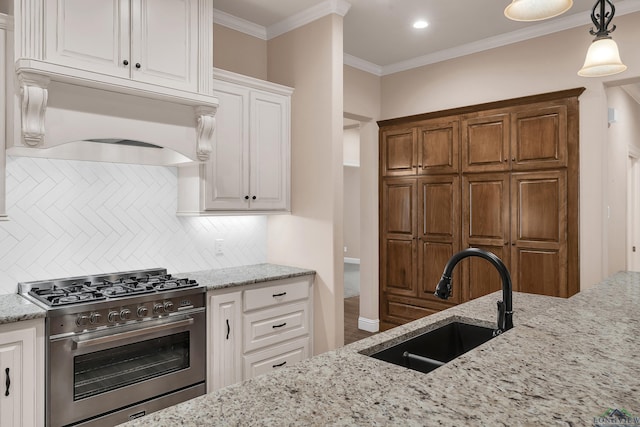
[358, 316, 379, 333]
[344, 257, 360, 264]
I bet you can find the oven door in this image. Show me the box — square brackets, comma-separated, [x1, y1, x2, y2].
[48, 310, 205, 427]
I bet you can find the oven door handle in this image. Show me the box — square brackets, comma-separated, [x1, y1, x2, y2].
[72, 318, 194, 349]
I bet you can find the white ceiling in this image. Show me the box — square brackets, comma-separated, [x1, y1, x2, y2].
[212, 0, 640, 75]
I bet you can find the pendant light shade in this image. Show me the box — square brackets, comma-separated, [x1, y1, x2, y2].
[578, 37, 627, 77]
[577, 0, 627, 77]
[504, 0, 573, 21]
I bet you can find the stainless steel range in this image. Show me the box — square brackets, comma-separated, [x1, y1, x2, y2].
[18, 268, 206, 427]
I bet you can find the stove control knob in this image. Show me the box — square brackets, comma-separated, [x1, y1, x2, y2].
[76, 315, 90, 327]
[153, 303, 164, 314]
[163, 301, 174, 312]
[137, 306, 148, 318]
[90, 312, 102, 324]
[108, 311, 119, 323]
[120, 309, 132, 321]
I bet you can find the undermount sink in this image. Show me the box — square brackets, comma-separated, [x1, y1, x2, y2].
[368, 321, 495, 374]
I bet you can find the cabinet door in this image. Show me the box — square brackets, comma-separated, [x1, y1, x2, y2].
[44, 0, 130, 78]
[249, 90, 290, 211]
[380, 128, 418, 176]
[417, 118, 459, 175]
[130, 0, 198, 91]
[511, 171, 567, 297]
[462, 113, 510, 173]
[417, 175, 461, 303]
[0, 326, 38, 427]
[511, 104, 567, 170]
[380, 179, 417, 298]
[205, 82, 250, 210]
[462, 173, 510, 300]
[209, 292, 243, 392]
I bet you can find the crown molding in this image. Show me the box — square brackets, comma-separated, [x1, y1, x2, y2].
[344, 54, 382, 76]
[213, 8, 267, 40]
[267, 0, 352, 40]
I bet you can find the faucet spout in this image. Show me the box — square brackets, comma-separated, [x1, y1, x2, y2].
[434, 248, 514, 335]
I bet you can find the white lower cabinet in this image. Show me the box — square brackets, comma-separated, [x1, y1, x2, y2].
[0, 319, 44, 427]
[207, 276, 313, 391]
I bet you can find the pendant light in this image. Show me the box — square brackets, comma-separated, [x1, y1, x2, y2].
[578, 0, 627, 77]
[504, 0, 573, 21]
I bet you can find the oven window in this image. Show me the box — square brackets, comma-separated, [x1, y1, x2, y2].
[74, 331, 190, 400]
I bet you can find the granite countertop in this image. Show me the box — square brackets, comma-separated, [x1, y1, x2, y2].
[178, 263, 315, 291]
[122, 271, 640, 426]
[0, 294, 46, 325]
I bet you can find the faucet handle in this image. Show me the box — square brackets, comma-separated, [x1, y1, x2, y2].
[495, 300, 506, 334]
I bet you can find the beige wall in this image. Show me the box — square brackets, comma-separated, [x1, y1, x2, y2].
[380, 11, 640, 289]
[344, 65, 381, 328]
[213, 23, 267, 80]
[266, 15, 345, 354]
[605, 86, 640, 275]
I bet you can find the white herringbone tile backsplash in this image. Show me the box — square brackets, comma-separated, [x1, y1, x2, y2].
[0, 156, 267, 294]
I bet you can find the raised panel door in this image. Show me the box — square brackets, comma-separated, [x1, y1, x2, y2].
[511, 104, 567, 170]
[417, 118, 459, 174]
[0, 341, 22, 427]
[381, 179, 417, 298]
[381, 128, 417, 176]
[44, 0, 130, 78]
[462, 113, 510, 172]
[511, 171, 567, 296]
[417, 176, 461, 302]
[130, 0, 198, 91]
[462, 173, 510, 301]
[208, 292, 242, 391]
[249, 90, 290, 211]
[205, 81, 250, 210]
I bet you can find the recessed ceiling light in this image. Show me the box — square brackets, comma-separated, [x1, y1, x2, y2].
[413, 20, 428, 29]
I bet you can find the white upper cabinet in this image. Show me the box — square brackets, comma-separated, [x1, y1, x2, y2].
[44, 0, 198, 91]
[204, 70, 292, 212]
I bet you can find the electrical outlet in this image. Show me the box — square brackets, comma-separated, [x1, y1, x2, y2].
[344, 246, 348, 253]
[215, 239, 224, 255]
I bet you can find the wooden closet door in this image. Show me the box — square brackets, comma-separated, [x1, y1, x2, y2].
[417, 175, 461, 303]
[511, 104, 567, 171]
[510, 171, 567, 297]
[417, 118, 459, 175]
[462, 173, 510, 300]
[381, 128, 418, 176]
[380, 178, 417, 298]
[462, 113, 510, 173]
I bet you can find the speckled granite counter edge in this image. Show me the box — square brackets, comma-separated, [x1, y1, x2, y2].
[178, 263, 316, 292]
[0, 294, 47, 325]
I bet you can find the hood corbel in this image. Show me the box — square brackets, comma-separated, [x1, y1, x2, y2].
[18, 72, 50, 147]
[195, 107, 215, 162]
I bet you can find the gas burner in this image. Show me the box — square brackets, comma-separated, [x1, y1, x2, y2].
[19, 268, 201, 309]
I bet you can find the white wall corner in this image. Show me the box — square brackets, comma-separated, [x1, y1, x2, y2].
[212, 8, 267, 40]
[358, 316, 379, 333]
[267, 0, 352, 40]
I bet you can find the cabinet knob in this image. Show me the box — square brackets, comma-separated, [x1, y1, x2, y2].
[123, 59, 129, 66]
[244, 195, 249, 200]
[135, 63, 141, 69]
[512, 157, 516, 162]
[512, 243, 516, 246]
[252, 196, 257, 200]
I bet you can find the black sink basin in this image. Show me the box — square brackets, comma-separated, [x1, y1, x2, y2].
[369, 321, 495, 374]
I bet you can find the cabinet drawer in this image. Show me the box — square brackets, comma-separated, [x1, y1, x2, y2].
[244, 278, 310, 311]
[243, 337, 310, 380]
[243, 301, 309, 352]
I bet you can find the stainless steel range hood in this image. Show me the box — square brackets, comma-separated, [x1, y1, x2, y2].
[5, 63, 219, 166]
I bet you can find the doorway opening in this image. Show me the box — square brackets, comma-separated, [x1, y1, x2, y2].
[628, 154, 640, 271]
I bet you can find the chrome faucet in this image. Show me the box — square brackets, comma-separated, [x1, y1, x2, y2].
[434, 248, 514, 336]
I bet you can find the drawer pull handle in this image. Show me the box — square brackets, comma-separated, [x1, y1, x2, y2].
[272, 292, 287, 298]
[272, 322, 287, 329]
[226, 319, 230, 340]
[5, 368, 9, 397]
[272, 361, 287, 368]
